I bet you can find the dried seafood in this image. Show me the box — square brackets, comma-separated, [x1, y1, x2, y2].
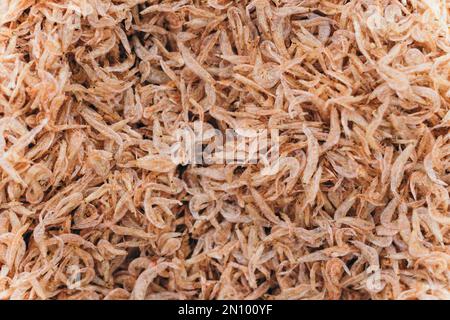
[0, 0, 449, 300]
